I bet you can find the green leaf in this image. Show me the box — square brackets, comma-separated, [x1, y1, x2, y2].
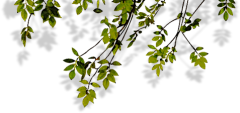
[97, 0, 100, 8]
[80, 80, 89, 84]
[217, 3, 226, 7]
[27, 0, 34, 6]
[26, 5, 34, 14]
[146, 51, 155, 56]
[83, 0, 88, 10]
[98, 59, 109, 64]
[177, 13, 182, 19]
[89, 89, 96, 99]
[63, 58, 75, 63]
[97, 71, 107, 80]
[227, 3, 235, 8]
[145, 6, 150, 12]
[79, 56, 85, 64]
[152, 64, 159, 70]
[99, 65, 108, 71]
[107, 74, 116, 83]
[100, 28, 110, 45]
[199, 52, 208, 56]
[110, 24, 118, 39]
[100, 16, 111, 27]
[186, 12, 192, 17]
[153, 31, 160, 35]
[229, 0, 235, 3]
[72, 47, 79, 56]
[102, 0, 105, 4]
[196, 47, 203, 51]
[90, 62, 96, 68]
[77, 86, 86, 92]
[114, 2, 124, 11]
[109, 69, 118, 76]
[218, 7, 225, 15]
[127, 41, 134, 48]
[54, 1, 61, 7]
[77, 91, 86, 98]
[156, 67, 160, 77]
[91, 82, 100, 88]
[226, 7, 233, 15]
[49, 16, 56, 28]
[86, 0, 93, 3]
[47, 1, 54, 7]
[163, 29, 168, 35]
[155, 25, 162, 30]
[14, 0, 24, 5]
[189, 52, 198, 64]
[64, 64, 75, 71]
[82, 95, 89, 107]
[21, 27, 26, 34]
[223, 11, 229, 21]
[21, 31, 27, 47]
[93, 8, 103, 13]
[35, 0, 44, 4]
[156, 39, 163, 47]
[111, 61, 121, 66]
[69, 70, 76, 80]
[21, 9, 28, 21]
[41, 8, 49, 23]
[148, 45, 156, 50]
[17, 4, 24, 13]
[76, 65, 83, 75]
[87, 68, 91, 75]
[122, 13, 128, 24]
[76, 6, 83, 15]
[138, 21, 145, 27]
[148, 55, 158, 63]
[152, 36, 160, 41]
[194, 56, 208, 70]
[112, 45, 118, 56]
[103, 78, 109, 90]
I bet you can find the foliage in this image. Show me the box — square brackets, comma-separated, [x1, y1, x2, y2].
[14, 0, 236, 108]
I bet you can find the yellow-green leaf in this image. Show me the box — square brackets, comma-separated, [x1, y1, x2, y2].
[68, 70, 76, 80]
[71, 47, 78, 56]
[21, 9, 28, 21]
[82, 97, 89, 108]
[107, 74, 116, 83]
[223, 11, 229, 21]
[96, 71, 107, 81]
[156, 67, 160, 76]
[92, 82, 100, 88]
[77, 86, 86, 92]
[77, 91, 86, 98]
[17, 4, 24, 13]
[79, 79, 89, 85]
[62, 64, 74, 72]
[49, 16, 56, 28]
[76, 5, 83, 15]
[113, 60, 122, 66]
[112, 45, 118, 56]
[100, 28, 110, 45]
[99, 58, 108, 65]
[148, 56, 157, 64]
[102, 78, 110, 91]
[99, 65, 107, 70]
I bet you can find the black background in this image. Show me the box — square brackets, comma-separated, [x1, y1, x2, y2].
[12, 0, 237, 112]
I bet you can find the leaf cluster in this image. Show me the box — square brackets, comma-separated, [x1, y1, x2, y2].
[14, 0, 236, 108]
